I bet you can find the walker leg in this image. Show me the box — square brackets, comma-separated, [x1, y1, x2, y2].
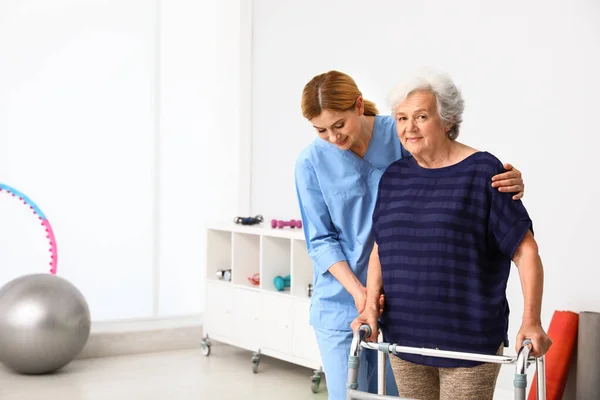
[536, 356, 546, 400]
[347, 326, 369, 398]
[514, 340, 532, 400]
[378, 330, 386, 395]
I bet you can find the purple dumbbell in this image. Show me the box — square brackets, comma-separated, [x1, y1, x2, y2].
[271, 219, 303, 229]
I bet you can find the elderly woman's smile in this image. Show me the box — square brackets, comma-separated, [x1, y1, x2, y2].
[394, 91, 451, 158]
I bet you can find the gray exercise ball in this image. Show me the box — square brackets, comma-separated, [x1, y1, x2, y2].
[0, 273, 91, 375]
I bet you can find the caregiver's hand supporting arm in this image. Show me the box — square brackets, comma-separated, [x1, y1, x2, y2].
[350, 243, 383, 342]
[296, 161, 377, 314]
[513, 230, 552, 357]
[329, 261, 367, 313]
[329, 260, 386, 315]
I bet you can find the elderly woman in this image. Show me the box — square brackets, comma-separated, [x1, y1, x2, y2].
[351, 70, 552, 400]
[295, 70, 528, 400]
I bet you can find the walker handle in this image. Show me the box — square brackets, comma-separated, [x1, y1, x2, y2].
[359, 324, 372, 338]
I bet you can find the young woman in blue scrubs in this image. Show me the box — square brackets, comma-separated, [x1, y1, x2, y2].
[294, 70, 525, 400]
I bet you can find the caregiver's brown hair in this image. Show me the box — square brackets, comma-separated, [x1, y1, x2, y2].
[301, 70, 378, 120]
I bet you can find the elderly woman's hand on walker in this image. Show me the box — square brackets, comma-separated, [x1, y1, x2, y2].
[513, 232, 553, 358]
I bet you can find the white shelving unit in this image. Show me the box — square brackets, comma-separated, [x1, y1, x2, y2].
[201, 221, 323, 393]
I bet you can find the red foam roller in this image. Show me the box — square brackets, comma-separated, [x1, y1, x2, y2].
[528, 310, 578, 400]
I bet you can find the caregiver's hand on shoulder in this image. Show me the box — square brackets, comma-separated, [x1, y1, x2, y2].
[351, 305, 379, 343]
[491, 163, 525, 200]
[516, 321, 552, 358]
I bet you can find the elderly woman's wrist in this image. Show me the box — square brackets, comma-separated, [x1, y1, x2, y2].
[364, 297, 379, 311]
[522, 316, 542, 325]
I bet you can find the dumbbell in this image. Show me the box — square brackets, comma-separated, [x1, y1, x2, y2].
[271, 219, 303, 229]
[273, 274, 291, 291]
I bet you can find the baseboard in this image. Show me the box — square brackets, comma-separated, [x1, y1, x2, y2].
[77, 314, 204, 359]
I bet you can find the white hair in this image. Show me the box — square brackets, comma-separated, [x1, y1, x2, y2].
[387, 69, 465, 140]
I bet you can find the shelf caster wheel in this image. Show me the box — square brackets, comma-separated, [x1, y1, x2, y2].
[251, 352, 260, 373]
[201, 339, 211, 356]
[311, 370, 322, 393]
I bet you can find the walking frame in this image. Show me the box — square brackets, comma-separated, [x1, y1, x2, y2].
[347, 325, 547, 400]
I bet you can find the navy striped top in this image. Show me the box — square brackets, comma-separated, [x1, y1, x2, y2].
[373, 151, 533, 368]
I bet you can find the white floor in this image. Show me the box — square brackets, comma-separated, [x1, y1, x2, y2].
[0, 343, 328, 400]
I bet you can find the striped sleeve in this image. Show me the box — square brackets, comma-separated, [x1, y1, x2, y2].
[488, 187, 533, 259]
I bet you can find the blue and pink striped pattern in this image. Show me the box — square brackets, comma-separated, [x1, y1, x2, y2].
[0, 183, 58, 274]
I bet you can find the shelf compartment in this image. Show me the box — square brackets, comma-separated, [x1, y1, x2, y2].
[231, 232, 260, 287]
[206, 229, 233, 283]
[261, 236, 292, 293]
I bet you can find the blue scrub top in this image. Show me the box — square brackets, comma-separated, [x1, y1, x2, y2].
[294, 115, 407, 330]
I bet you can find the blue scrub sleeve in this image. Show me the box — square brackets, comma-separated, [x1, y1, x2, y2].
[295, 163, 347, 275]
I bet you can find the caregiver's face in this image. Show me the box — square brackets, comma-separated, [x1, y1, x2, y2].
[311, 98, 364, 151]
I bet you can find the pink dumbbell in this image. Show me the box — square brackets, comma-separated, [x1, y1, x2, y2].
[271, 219, 303, 229]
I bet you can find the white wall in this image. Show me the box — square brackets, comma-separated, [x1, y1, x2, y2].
[250, 0, 600, 397]
[0, 0, 157, 320]
[159, 0, 218, 317]
[0, 0, 240, 321]
[156, 0, 250, 317]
